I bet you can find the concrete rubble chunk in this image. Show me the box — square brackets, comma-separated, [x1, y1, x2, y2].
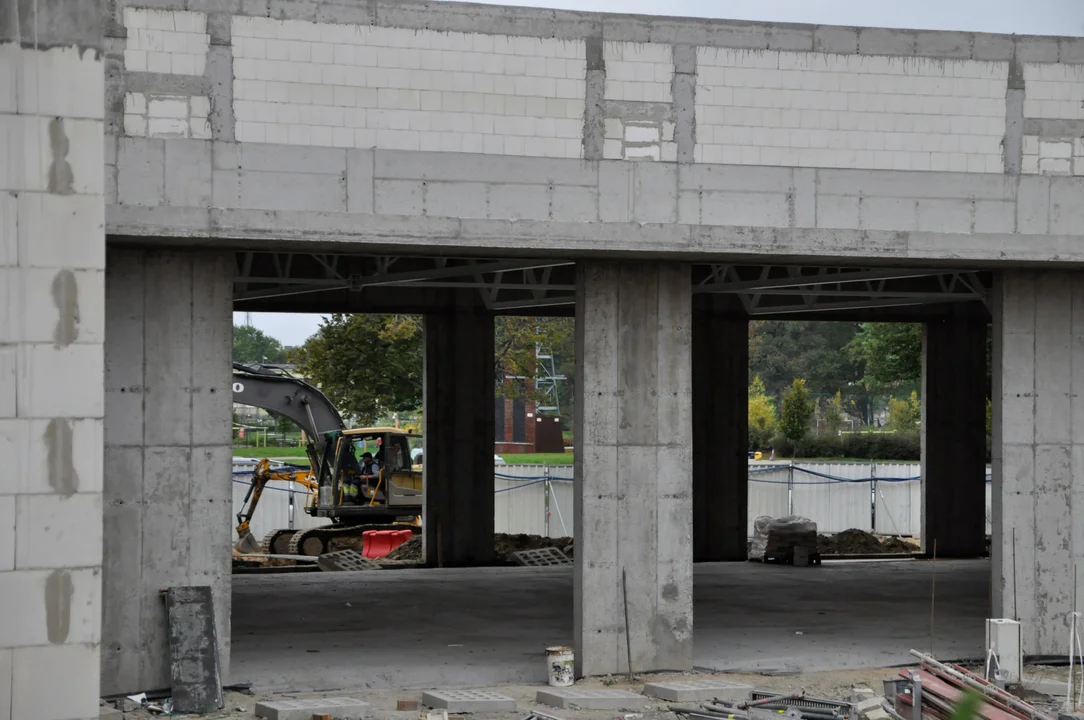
[99, 702, 123, 720]
[422, 689, 517, 712]
[643, 679, 754, 702]
[254, 697, 371, 720]
[856, 697, 885, 716]
[536, 687, 647, 710]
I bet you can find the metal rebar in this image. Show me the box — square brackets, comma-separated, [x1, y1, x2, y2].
[908, 650, 1057, 720]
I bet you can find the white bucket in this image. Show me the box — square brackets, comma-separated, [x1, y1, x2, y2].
[546, 646, 574, 687]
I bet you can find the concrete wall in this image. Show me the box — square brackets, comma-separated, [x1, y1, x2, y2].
[574, 262, 693, 676]
[99, 1, 1084, 264]
[1, 1, 106, 716]
[103, 249, 234, 694]
[992, 271, 1084, 654]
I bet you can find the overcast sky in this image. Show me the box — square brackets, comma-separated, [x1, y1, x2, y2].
[237, 0, 1083, 347]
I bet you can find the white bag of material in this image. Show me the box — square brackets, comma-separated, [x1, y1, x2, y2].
[748, 515, 818, 561]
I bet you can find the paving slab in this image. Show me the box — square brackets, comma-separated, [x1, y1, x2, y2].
[422, 689, 517, 712]
[512, 547, 572, 567]
[317, 549, 382, 572]
[536, 687, 647, 710]
[255, 697, 371, 720]
[643, 679, 754, 702]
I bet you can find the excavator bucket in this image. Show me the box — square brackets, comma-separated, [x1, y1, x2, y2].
[234, 529, 262, 554]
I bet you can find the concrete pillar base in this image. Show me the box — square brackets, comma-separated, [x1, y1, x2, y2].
[574, 261, 693, 677]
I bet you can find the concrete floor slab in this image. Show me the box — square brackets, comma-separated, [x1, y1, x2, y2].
[231, 560, 988, 692]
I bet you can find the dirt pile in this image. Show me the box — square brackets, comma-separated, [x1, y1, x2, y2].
[818, 529, 917, 555]
[383, 536, 422, 562]
[493, 533, 573, 564]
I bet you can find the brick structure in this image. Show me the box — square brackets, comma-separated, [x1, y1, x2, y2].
[494, 377, 536, 454]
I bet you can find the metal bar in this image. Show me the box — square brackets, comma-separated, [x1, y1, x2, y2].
[748, 296, 980, 316]
[908, 650, 1057, 720]
[360, 260, 573, 287]
[696, 268, 958, 293]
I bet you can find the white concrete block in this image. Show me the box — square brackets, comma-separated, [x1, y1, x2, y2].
[0, 568, 101, 645]
[0, 193, 14, 267]
[701, 190, 789, 227]
[16, 344, 104, 418]
[12, 645, 100, 720]
[0, 495, 13, 570]
[15, 494, 102, 569]
[0, 349, 15, 418]
[147, 117, 189, 138]
[13, 268, 105, 345]
[16, 193, 105, 269]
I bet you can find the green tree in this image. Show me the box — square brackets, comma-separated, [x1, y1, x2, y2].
[749, 321, 862, 400]
[847, 323, 923, 390]
[824, 390, 845, 435]
[885, 390, 921, 433]
[233, 324, 287, 364]
[748, 376, 778, 451]
[494, 316, 574, 404]
[292, 314, 424, 425]
[780, 378, 814, 443]
[985, 396, 992, 440]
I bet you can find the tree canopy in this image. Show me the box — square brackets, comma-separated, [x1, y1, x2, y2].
[748, 321, 862, 400]
[289, 313, 575, 425]
[291, 314, 424, 426]
[846, 323, 923, 390]
[233, 324, 287, 364]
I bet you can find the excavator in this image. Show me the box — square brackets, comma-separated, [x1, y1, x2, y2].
[232, 362, 423, 556]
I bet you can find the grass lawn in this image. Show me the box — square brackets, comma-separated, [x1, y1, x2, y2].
[233, 446, 310, 459]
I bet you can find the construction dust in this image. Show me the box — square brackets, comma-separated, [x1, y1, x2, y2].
[817, 529, 918, 555]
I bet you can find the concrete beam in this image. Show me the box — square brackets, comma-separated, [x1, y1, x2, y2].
[574, 261, 693, 676]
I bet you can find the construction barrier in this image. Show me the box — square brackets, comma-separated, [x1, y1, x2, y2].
[231, 459, 993, 543]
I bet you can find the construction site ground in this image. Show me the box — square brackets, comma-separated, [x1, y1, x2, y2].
[230, 559, 987, 696]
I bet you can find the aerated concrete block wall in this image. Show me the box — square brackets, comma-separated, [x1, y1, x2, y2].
[101, 0, 1084, 263]
[1, 3, 106, 718]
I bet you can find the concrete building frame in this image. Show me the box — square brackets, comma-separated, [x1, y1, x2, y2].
[5, 0, 1084, 715]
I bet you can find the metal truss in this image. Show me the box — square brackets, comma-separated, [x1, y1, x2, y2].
[234, 252, 988, 316]
[693, 265, 989, 316]
[234, 252, 575, 310]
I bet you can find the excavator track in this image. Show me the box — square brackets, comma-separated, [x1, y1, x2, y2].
[260, 528, 299, 555]
[286, 523, 420, 557]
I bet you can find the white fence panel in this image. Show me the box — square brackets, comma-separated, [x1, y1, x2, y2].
[872, 463, 921, 537]
[747, 465, 791, 536]
[494, 465, 575, 538]
[790, 463, 872, 533]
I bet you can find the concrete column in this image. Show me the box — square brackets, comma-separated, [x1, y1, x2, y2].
[423, 291, 495, 567]
[692, 296, 749, 562]
[102, 249, 234, 694]
[1, 5, 106, 719]
[922, 309, 988, 558]
[574, 262, 693, 677]
[992, 270, 1084, 654]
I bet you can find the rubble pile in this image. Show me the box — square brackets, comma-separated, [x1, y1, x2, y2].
[818, 530, 917, 555]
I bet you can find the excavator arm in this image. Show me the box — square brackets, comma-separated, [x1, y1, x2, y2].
[232, 362, 346, 464]
[234, 458, 318, 553]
